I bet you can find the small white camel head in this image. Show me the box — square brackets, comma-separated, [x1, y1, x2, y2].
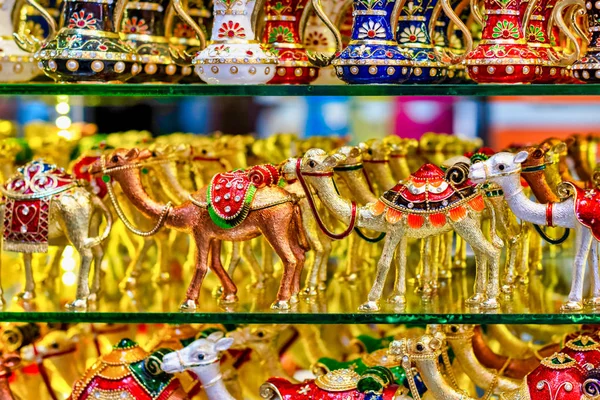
[468, 151, 529, 186]
[160, 331, 234, 374]
[299, 148, 347, 175]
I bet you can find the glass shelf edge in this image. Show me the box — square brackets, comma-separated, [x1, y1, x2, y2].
[0, 312, 597, 324]
[1, 83, 600, 96]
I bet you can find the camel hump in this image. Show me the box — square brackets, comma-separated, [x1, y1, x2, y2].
[571, 184, 600, 241]
[1, 159, 77, 199]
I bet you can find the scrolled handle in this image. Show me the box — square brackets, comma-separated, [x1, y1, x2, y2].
[12, 0, 55, 52]
[436, 0, 473, 64]
[309, 0, 342, 67]
[170, 0, 207, 65]
[550, 0, 586, 65]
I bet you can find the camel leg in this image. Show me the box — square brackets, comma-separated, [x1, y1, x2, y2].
[289, 236, 306, 303]
[563, 224, 592, 311]
[153, 232, 171, 284]
[438, 232, 453, 279]
[359, 232, 402, 312]
[318, 237, 332, 291]
[585, 240, 600, 307]
[17, 253, 35, 300]
[209, 240, 238, 305]
[66, 244, 94, 310]
[453, 235, 467, 269]
[302, 218, 327, 296]
[88, 244, 104, 303]
[260, 220, 299, 310]
[421, 237, 434, 299]
[387, 236, 408, 306]
[42, 245, 64, 291]
[226, 242, 242, 278]
[455, 218, 501, 309]
[241, 242, 265, 288]
[262, 239, 274, 277]
[517, 222, 531, 279]
[119, 237, 153, 292]
[180, 235, 210, 311]
[501, 236, 519, 293]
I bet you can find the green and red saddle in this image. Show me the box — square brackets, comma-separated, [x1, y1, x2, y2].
[207, 164, 281, 229]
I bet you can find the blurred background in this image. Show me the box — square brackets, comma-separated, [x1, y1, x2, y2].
[1, 95, 599, 149]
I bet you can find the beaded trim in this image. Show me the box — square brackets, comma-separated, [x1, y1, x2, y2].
[265, 15, 296, 21]
[378, 191, 482, 215]
[37, 49, 140, 62]
[126, 2, 163, 10]
[353, 9, 387, 15]
[466, 58, 542, 65]
[0, 55, 35, 63]
[193, 57, 278, 65]
[479, 38, 527, 45]
[398, 16, 426, 21]
[188, 194, 294, 210]
[484, 9, 520, 14]
[275, 61, 314, 67]
[332, 59, 413, 66]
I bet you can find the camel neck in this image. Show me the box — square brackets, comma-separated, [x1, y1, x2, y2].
[255, 342, 289, 379]
[389, 156, 410, 182]
[363, 162, 395, 195]
[500, 175, 548, 226]
[305, 175, 354, 225]
[46, 353, 80, 387]
[520, 170, 560, 203]
[415, 359, 468, 400]
[335, 169, 377, 205]
[191, 362, 235, 400]
[153, 163, 191, 203]
[0, 376, 15, 400]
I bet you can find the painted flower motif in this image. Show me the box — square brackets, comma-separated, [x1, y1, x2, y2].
[433, 30, 445, 46]
[25, 21, 45, 40]
[489, 44, 507, 57]
[122, 17, 148, 34]
[66, 35, 82, 48]
[354, 44, 371, 56]
[218, 20, 246, 39]
[98, 44, 108, 51]
[527, 25, 544, 42]
[209, 44, 231, 56]
[357, 20, 386, 40]
[297, 385, 311, 395]
[268, 26, 294, 43]
[304, 31, 328, 47]
[68, 10, 98, 30]
[399, 25, 427, 43]
[492, 20, 519, 39]
[174, 22, 196, 38]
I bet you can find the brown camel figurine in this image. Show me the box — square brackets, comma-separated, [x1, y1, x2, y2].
[91, 148, 307, 310]
[0, 352, 20, 400]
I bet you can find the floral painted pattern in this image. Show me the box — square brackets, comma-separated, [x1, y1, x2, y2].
[352, 44, 371, 57]
[25, 21, 45, 40]
[208, 44, 231, 56]
[268, 26, 294, 43]
[174, 22, 196, 38]
[433, 30, 445, 46]
[68, 10, 98, 30]
[122, 17, 149, 34]
[398, 25, 427, 43]
[358, 20, 386, 39]
[527, 25, 544, 42]
[492, 20, 519, 39]
[304, 31, 328, 47]
[489, 44, 507, 57]
[218, 20, 246, 39]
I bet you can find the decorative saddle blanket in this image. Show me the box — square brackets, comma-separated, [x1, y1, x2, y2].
[73, 155, 108, 199]
[371, 163, 484, 228]
[1, 160, 78, 253]
[207, 164, 282, 229]
[569, 183, 600, 241]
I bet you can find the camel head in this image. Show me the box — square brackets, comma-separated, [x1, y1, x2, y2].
[469, 151, 529, 186]
[89, 147, 153, 178]
[335, 146, 363, 166]
[359, 139, 391, 162]
[389, 331, 446, 363]
[518, 145, 546, 171]
[21, 328, 79, 362]
[150, 143, 192, 160]
[540, 139, 568, 165]
[384, 137, 418, 157]
[444, 324, 475, 341]
[227, 325, 286, 351]
[161, 331, 234, 374]
[299, 148, 347, 175]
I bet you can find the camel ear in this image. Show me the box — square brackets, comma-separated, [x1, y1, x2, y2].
[513, 151, 529, 164]
[215, 337, 234, 352]
[207, 331, 224, 342]
[138, 149, 153, 160]
[323, 154, 344, 168]
[349, 147, 361, 158]
[553, 142, 567, 154]
[125, 148, 139, 160]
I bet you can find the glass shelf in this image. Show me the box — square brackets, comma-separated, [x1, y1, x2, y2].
[2, 83, 600, 97]
[0, 254, 598, 324]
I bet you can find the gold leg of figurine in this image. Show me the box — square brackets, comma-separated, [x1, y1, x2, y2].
[17, 253, 36, 301]
[453, 235, 467, 269]
[120, 237, 153, 292]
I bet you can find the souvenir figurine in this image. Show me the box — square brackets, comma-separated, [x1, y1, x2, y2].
[121, 0, 189, 82]
[0, 352, 20, 400]
[290, 149, 501, 311]
[0, 0, 53, 82]
[70, 338, 188, 400]
[27, 0, 140, 82]
[469, 151, 600, 311]
[1, 323, 41, 352]
[161, 331, 236, 400]
[93, 148, 307, 310]
[0, 160, 112, 309]
[260, 366, 408, 399]
[313, 0, 415, 84]
[262, 0, 339, 83]
[464, 0, 544, 83]
[171, 0, 278, 84]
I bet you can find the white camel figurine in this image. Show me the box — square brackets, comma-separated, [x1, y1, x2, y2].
[160, 331, 235, 400]
[469, 151, 600, 311]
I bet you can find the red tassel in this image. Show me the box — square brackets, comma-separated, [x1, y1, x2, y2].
[468, 195, 485, 212]
[429, 213, 446, 227]
[449, 206, 467, 222]
[407, 214, 425, 229]
[386, 208, 403, 224]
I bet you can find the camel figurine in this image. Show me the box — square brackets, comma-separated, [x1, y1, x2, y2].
[0, 160, 112, 309]
[390, 330, 515, 400]
[0, 352, 20, 400]
[291, 148, 501, 311]
[161, 331, 236, 400]
[92, 148, 307, 310]
[469, 151, 600, 311]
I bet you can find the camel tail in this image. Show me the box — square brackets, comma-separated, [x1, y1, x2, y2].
[84, 196, 113, 248]
[293, 205, 310, 252]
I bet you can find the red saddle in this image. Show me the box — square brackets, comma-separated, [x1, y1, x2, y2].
[263, 377, 402, 399]
[73, 155, 108, 199]
[373, 163, 483, 228]
[571, 184, 600, 241]
[208, 164, 280, 228]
